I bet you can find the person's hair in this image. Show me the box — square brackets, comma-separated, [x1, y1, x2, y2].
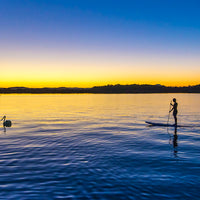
[173, 98, 176, 102]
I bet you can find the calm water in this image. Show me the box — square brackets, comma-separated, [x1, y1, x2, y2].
[0, 94, 200, 199]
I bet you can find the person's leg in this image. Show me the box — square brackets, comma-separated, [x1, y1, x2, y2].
[174, 114, 177, 125]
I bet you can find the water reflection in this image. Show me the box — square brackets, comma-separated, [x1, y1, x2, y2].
[3, 126, 6, 133]
[172, 127, 178, 157]
[168, 126, 179, 158]
[0, 94, 200, 199]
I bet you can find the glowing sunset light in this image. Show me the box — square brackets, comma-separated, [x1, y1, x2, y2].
[0, 0, 200, 88]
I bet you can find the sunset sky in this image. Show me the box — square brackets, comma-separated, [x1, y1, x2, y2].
[1, 0, 200, 88]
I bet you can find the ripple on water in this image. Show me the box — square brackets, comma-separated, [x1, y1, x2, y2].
[0, 94, 200, 199]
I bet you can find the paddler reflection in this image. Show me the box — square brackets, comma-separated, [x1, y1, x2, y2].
[173, 127, 178, 157]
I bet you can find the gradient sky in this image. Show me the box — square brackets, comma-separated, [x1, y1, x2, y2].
[1, 0, 200, 87]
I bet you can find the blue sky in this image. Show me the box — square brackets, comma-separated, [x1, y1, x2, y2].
[0, 0, 200, 87]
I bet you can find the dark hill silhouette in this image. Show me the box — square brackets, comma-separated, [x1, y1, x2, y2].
[0, 84, 200, 94]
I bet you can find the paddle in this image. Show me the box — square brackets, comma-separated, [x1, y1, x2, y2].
[167, 100, 172, 125]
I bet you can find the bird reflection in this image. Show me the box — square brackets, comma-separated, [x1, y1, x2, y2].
[3, 126, 6, 133]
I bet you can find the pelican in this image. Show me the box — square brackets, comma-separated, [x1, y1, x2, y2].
[1, 116, 12, 127]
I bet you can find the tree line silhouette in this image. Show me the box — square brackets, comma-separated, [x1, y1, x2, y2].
[0, 84, 200, 94]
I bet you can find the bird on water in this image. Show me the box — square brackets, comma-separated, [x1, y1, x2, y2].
[1, 116, 12, 127]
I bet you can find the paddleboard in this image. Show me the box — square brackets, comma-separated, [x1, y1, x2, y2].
[145, 121, 191, 127]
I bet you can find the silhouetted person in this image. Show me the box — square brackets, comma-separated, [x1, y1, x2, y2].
[169, 98, 178, 125]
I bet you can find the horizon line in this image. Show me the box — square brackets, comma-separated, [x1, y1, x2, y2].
[1, 83, 200, 89]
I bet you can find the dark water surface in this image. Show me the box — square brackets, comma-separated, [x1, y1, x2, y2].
[0, 94, 200, 199]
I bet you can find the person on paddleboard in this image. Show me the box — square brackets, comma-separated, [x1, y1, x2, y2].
[169, 98, 178, 125]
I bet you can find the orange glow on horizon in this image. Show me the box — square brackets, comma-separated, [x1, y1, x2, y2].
[0, 77, 199, 88]
[1, 52, 199, 88]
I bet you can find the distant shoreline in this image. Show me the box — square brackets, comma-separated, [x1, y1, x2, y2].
[1, 84, 200, 94]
